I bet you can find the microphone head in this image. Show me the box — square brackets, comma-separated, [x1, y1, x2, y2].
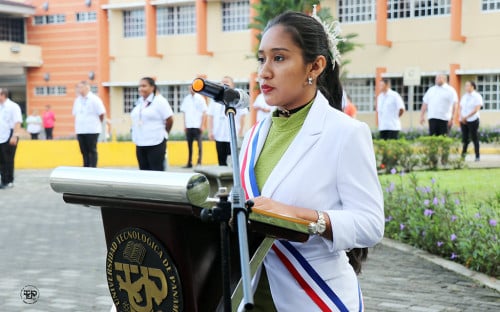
[191, 78, 225, 102]
[223, 88, 249, 109]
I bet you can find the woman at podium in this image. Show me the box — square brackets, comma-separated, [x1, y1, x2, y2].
[240, 10, 384, 311]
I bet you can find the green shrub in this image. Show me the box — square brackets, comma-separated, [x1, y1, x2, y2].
[374, 137, 464, 172]
[382, 171, 499, 277]
[416, 136, 464, 170]
[373, 139, 419, 173]
[380, 125, 500, 143]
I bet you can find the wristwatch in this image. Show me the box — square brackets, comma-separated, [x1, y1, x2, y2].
[308, 210, 327, 235]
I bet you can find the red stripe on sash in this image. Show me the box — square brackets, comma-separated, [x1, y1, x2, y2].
[271, 245, 332, 312]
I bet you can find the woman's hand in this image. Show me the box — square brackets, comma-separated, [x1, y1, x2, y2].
[252, 196, 294, 217]
[252, 196, 332, 240]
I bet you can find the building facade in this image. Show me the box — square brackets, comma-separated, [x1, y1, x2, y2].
[1, 0, 499, 138]
[0, 0, 40, 112]
[328, 0, 500, 128]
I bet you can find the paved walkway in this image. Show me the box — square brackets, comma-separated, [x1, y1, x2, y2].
[0, 161, 498, 311]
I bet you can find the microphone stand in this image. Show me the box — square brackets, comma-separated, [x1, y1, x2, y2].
[200, 104, 253, 311]
[225, 106, 254, 311]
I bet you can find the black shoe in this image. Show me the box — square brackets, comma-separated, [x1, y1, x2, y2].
[182, 164, 192, 168]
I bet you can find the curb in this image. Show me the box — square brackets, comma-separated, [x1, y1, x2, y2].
[380, 238, 500, 293]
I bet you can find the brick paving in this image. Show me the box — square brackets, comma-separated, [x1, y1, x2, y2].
[0, 159, 498, 311]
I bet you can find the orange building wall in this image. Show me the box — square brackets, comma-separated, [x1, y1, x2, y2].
[26, 0, 105, 138]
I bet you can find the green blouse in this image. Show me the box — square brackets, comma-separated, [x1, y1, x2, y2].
[254, 102, 313, 192]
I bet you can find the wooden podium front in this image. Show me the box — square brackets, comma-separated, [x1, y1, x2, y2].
[50, 167, 309, 312]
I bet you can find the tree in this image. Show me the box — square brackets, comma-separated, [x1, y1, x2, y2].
[249, 0, 359, 78]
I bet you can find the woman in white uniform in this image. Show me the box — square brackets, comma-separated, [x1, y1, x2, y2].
[130, 77, 174, 171]
[239, 10, 384, 311]
[459, 80, 483, 161]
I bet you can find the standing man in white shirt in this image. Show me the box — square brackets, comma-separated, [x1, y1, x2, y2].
[0, 88, 22, 189]
[180, 88, 207, 168]
[459, 81, 483, 161]
[376, 79, 405, 140]
[420, 74, 458, 136]
[72, 81, 106, 167]
[207, 76, 248, 166]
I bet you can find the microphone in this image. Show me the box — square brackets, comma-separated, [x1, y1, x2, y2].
[192, 78, 249, 109]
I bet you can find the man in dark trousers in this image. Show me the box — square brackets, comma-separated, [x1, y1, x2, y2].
[72, 81, 106, 167]
[0, 88, 22, 189]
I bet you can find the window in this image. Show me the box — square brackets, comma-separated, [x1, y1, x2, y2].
[76, 11, 97, 22]
[157, 4, 196, 35]
[477, 74, 500, 110]
[33, 14, 66, 25]
[337, 0, 375, 23]
[123, 87, 140, 113]
[482, 0, 500, 11]
[123, 9, 145, 38]
[159, 85, 190, 113]
[221, 0, 250, 32]
[343, 79, 375, 112]
[0, 18, 24, 43]
[388, 1, 451, 19]
[34, 86, 67, 96]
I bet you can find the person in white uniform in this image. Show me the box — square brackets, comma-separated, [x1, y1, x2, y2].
[207, 76, 248, 166]
[0, 88, 22, 189]
[420, 74, 458, 136]
[72, 80, 106, 167]
[239, 10, 384, 311]
[131, 77, 174, 171]
[376, 78, 405, 140]
[459, 81, 483, 161]
[180, 88, 207, 168]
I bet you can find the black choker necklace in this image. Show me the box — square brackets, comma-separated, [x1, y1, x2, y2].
[277, 101, 312, 117]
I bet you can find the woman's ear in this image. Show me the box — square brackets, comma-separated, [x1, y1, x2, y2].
[309, 55, 327, 80]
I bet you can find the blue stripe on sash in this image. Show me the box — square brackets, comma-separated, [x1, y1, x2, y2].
[358, 284, 363, 312]
[279, 240, 349, 312]
[248, 121, 264, 197]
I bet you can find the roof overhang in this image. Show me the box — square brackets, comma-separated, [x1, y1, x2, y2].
[0, 0, 35, 17]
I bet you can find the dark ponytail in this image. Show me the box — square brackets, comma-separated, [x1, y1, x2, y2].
[265, 11, 367, 274]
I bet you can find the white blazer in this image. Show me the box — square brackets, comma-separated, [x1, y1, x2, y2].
[240, 91, 384, 311]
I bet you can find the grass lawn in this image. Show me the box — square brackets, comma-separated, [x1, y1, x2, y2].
[379, 168, 500, 203]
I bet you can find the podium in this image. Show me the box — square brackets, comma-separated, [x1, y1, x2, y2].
[50, 167, 309, 312]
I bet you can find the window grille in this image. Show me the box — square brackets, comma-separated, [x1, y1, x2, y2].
[337, 0, 375, 23]
[477, 74, 500, 110]
[123, 9, 145, 38]
[76, 11, 97, 23]
[33, 14, 66, 25]
[222, 0, 250, 32]
[157, 4, 196, 35]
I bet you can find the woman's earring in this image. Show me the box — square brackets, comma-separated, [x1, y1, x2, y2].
[307, 77, 313, 85]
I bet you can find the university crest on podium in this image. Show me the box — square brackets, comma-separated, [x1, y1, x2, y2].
[106, 227, 183, 312]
